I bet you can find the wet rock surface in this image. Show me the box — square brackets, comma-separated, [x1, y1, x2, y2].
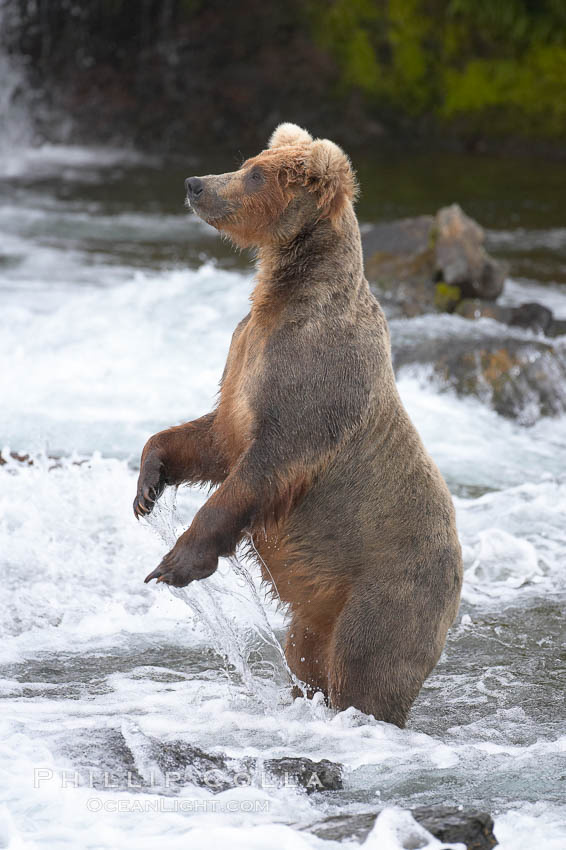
[306, 806, 497, 848]
[455, 299, 566, 337]
[57, 726, 343, 795]
[262, 756, 343, 793]
[363, 215, 437, 318]
[391, 315, 566, 425]
[363, 204, 566, 422]
[507, 301, 553, 334]
[436, 204, 506, 301]
[363, 205, 508, 318]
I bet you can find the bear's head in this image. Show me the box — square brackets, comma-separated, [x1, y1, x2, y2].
[185, 124, 358, 247]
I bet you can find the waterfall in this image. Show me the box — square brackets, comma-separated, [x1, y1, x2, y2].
[0, 0, 35, 157]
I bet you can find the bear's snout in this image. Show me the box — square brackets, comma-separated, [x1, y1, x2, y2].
[185, 177, 204, 200]
[183, 173, 236, 227]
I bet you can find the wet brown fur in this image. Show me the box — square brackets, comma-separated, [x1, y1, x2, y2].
[134, 124, 463, 726]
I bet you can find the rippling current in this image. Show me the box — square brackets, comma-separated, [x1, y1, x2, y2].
[1, 144, 565, 849]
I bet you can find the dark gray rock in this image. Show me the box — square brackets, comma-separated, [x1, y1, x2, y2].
[456, 298, 566, 338]
[391, 314, 566, 424]
[435, 204, 507, 300]
[455, 299, 514, 324]
[306, 806, 497, 849]
[86, 727, 344, 795]
[57, 728, 146, 792]
[363, 205, 508, 318]
[509, 301, 553, 334]
[142, 738, 343, 793]
[413, 806, 498, 850]
[363, 215, 437, 318]
[145, 737, 236, 792]
[262, 756, 343, 793]
[363, 216, 435, 260]
[548, 317, 566, 337]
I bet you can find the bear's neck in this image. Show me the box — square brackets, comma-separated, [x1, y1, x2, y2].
[252, 207, 366, 320]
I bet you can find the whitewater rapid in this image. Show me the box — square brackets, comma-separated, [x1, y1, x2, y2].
[1, 145, 565, 849]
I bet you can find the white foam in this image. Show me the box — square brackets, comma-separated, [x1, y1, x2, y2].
[494, 804, 566, 850]
[397, 374, 566, 490]
[0, 143, 159, 180]
[1, 140, 566, 849]
[363, 807, 464, 849]
[455, 480, 566, 601]
[500, 276, 566, 318]
[0, 262, 252, 455]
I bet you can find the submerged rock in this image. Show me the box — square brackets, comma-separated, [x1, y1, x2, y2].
[363, 205, 508, 318]
[306, 806, 497, 849]
[144, 737, 235, 792]
[262, 756, 343, 793]
[456, 298, 513, 324]
[149, 743, 343, 793]
[65, 726, 343, 795]
[457, 299, 566, 337]
[508, 301, 553, 334]
[548, 317, 566, 337]
[57, 728, 146, 792]
[391, 315, 566, 424]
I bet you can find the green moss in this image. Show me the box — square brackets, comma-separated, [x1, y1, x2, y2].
[441, 46, 566, 135]
[434, 281, 462, 311]
[307, 0, 566, 139]
[387, 0, 434, 112]
[427, 225, 438, 251]
[309, 0, 382, 95]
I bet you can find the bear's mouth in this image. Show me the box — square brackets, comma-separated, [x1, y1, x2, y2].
[184, 173, 240, 229]
[185, 194, 238, 230]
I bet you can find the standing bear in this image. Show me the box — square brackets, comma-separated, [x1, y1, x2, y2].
[134, 124, 463, 727]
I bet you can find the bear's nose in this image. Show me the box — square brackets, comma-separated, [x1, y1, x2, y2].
[185, 177, 203, 198]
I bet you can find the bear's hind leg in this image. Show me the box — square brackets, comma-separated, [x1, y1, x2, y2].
[327, 592, 433, 728]
[285, 616, 331, 702]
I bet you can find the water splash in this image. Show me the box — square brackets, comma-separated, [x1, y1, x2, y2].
[143, 486, 306, 706]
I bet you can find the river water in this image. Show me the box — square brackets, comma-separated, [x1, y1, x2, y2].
[1, 122, 566, 848]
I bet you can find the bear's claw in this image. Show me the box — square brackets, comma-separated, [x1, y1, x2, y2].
[133, 485, 158, 520]
[144, 546, 192, 586]
[144, 564, 170, 584]
[144, 535, 219, 587]
[134, 451, 167, 520]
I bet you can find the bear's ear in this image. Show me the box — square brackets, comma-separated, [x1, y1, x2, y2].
[304, 138, 358, 221]
[269, 122, 313, 149]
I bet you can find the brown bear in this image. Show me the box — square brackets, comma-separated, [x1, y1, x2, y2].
[134, 123, 462, 727]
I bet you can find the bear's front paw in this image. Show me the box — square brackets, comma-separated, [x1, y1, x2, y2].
[144, 532, 218, 587]
[133, 451, 167, 519]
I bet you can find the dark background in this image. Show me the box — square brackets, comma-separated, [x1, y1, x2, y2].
[3, 0, 566, 156]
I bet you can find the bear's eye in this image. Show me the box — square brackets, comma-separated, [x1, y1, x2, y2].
[245, 166, 264, 192]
